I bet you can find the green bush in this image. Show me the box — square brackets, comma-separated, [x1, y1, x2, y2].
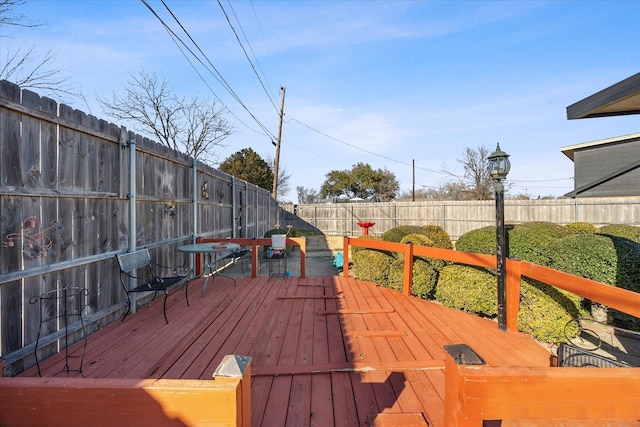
[435, 264, 583, 344]
[351, 248, 394, 286]
[507, 222, 571, 266]
[435, 265, 497, 317]
[380, 225, 428, 243]
[518, 278, 582, 344]
[421, 225, 454, 250]
[549, 233, 640, 293]
[599, 224, 640, 243]
[388, 256, 438, 299]
[351, 235, 381, 255]
[400, 233, 445, 270]
[564, 222, 598, 234]
[455, 226, 496, 255]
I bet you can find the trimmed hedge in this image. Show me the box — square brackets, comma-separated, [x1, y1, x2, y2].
[351, 248, 394, 285]
[517, 278, 582, 344]
[422, 225, 454, 250]
[388, 256, 438, 299]
[435, 264, 582, 344]
[380, 225, 428, 243]
[454, 226, 496, 255]
[435, 264, 497, 317]
[549, 233, 640, 293]
[599, 224, 640, 243]
[400, 233, 445, 270]
[565, 221, 598, 235]
[506, 222, 571, 266]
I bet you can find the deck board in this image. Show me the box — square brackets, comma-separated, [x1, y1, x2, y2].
[20, 274, 555, 426]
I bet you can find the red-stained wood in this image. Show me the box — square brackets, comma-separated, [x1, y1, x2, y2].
[18, 274, 612, 427]
[1, 371, 250, 427]
[444, 353, 640, 427]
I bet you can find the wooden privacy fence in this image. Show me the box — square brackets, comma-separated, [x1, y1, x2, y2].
[282, 197, 640, 241]
[0, 80, 285, 375]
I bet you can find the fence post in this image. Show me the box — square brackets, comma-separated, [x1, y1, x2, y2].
[126, 131, 138, 314]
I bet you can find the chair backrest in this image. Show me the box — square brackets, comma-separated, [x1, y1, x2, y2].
[116, 249, 152, 273]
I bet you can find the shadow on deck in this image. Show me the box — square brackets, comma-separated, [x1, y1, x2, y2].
[13, 274, 553, 426]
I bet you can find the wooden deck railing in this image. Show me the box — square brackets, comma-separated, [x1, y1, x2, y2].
[342, 236, 640, 329]
[342, 237, 640, 425]
[196, 237, 306, 279]
[0, 355, 252, 427]
[443, 350, 640, 426]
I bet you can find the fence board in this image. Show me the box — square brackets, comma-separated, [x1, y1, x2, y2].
[0, 81, 279, 373]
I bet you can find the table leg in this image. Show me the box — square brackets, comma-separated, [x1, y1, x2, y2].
[201, 252, 237, 297]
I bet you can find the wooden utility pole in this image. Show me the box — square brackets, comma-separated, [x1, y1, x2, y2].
[272, 87, 286, 200]
[412, 159, 415, 201]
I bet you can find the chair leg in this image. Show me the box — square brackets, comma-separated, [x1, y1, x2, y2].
[120, 294, 132, 323]
[162, 290, 169, 324]
[184, 280, 190, 306]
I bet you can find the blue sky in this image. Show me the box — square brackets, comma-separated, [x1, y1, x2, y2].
[4, 0, 640, 202]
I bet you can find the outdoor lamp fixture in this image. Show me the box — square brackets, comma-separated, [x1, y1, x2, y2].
[487, 143, 510, 331]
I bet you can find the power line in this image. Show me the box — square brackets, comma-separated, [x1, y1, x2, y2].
[289, 117, 446, 176]
[141, 0, 277, 141]
[220, 0, 279, 113]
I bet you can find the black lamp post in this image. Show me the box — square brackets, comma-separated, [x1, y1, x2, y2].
[487, 143, 510, 331]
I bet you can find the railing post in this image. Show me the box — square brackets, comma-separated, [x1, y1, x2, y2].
[403, 243, 413, 296]
[505, 258, 522, 331]
[251, 239, 258, 278]
[343, 236, 350, 277]
[213, 354, 252, 427]
[443, 344, 486, 427]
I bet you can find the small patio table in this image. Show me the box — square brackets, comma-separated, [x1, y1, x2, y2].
[178, 242, 240, 297]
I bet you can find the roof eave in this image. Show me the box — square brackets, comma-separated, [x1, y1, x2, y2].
[566, 72, 640, 120]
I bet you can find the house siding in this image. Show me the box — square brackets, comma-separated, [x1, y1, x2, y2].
[573, 137, 640, 197]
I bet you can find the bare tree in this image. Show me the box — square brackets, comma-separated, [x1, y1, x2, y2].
[458, 145, 493, 200]
[0, 0, 33, 28]
[296, 186, 319, 204]
[99, 70, 233, 163]
[0, 0, 80, 100]
[266, 155, 291, 200]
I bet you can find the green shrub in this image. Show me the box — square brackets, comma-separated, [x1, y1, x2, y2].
[351, 235, 381, 255]
[388, 256, 438, 299]
[351, 248, 394, 286]
[435, 265, 497, 317]
[380, 225, 428, 243]
[518, 278, 582, 344]
[599, 224, 640, 243]
[400, 233, 445, 270]
[455, 226, 496, 255]
[564, 222, 598, 234]
[421, 225, 454, 250]
[506, 222, 571, 266]
[549, 233, 640, 293]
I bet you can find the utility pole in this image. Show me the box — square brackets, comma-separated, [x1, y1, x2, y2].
[412, 159, 415, 201]
[272, 87, 286, 200]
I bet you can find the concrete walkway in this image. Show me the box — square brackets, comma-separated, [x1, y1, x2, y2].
[220, 235, 348, 277]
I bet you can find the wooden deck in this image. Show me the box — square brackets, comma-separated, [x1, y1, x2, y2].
[19, 274, 554, 426]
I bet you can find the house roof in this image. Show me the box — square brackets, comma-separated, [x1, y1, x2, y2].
[560, 132, 640, 161]
[566, 72, 640, 119]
